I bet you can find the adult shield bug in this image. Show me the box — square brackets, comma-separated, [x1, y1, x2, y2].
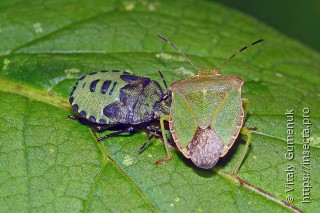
[69, 70, 170, 147]
[157, 35, 263, 172]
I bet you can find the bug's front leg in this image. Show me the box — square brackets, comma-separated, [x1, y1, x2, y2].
[232, 127, 254, 179]
[137, 125, 161, 153]
[138, 134, 155, 153]
[155, 115, 172, 165]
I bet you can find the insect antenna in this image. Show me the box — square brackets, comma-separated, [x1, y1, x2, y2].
[157, 35, 199, 70]
[158, 70, 171, 102]
[219, 39, 264, 69]
[158, 70, 168, 91]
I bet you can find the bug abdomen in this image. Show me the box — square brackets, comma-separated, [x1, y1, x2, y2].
[69, 70, 130, 124]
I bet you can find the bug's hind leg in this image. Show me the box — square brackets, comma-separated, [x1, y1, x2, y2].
[69, 114, 130, 142]
[97, 126, 135, 142]
[231, 99, 257, 181]
[155, 115, 172, 165]
[232, 127, 253, 179]
[68, 114, 114, 132]
[232, 127, 257, 182]
[68, 115, 82, 122]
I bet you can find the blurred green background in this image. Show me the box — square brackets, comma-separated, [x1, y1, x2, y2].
[213, 0, 320, 52]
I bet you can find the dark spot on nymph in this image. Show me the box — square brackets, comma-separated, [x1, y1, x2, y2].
[120, 74, 151, 87]
[89, 72, 97, 75]
[101, 80, 111, 94]
[79, 75, 86, 80]
[82, 82, 86, 88]
[88, 115, 96, 123]
[90, 79, 100, 92]
[72, 104, 79, 111]
[69, 97, 74, 104]
[120, 74, 139, 81]
[112, 70, 120, 72]
[80, 110, 86, 118]
[109, 82, 117, 95]
[70, 81, 78, 94]
[99, 119, 107, 124]
[70, 86, 76, 96]
[101, 70, 109, 73]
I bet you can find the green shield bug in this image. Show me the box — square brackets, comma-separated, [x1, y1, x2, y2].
[69, 70, 170, 145]
[157, 35, 263, 173]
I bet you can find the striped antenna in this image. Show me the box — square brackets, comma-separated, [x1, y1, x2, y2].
[219, 39, 264, 69]
[157, 35, 199, 70]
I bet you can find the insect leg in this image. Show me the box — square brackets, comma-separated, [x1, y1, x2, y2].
[242, 98, 258, 130]
[137, 125, 160, 153]
[242, 98, 249, 120]
[146, 125, 161, 135]
[232, 127, 255, 179]
[68, 114, 81, 121]
[139, 124, 175, 154]
[155, 115, 172, 165]
[138, 134, 155, 153]
[68, 115, 116, 132]
[97, 126, 135, 142]
[68, 114, 100, 128]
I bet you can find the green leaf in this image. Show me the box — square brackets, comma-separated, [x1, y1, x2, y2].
[0, 0, 319, 212]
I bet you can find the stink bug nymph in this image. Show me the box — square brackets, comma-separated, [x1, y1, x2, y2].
[69, 70, 170, 148]
[158, 35, 263, 172]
